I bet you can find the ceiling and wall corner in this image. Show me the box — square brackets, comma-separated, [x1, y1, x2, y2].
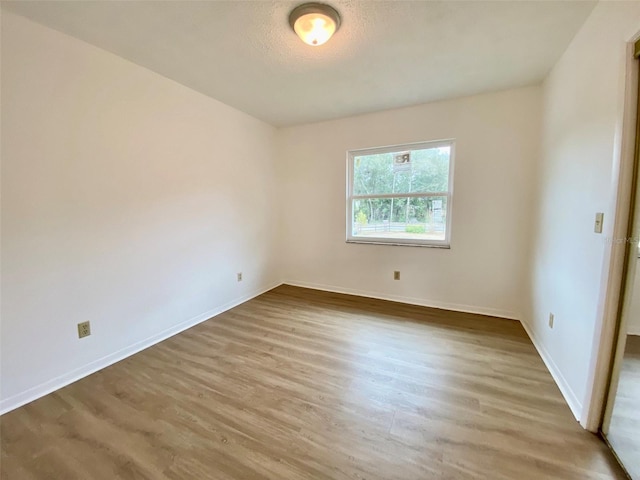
[1, 0, 596, 127]
[0, 0, 621, 425]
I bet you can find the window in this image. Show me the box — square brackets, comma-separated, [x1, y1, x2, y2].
[347, 140, 454, 247]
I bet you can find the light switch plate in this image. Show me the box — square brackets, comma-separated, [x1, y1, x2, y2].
[594, 212, 604, 234]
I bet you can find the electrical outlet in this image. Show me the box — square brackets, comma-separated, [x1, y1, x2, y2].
[548, 313, 554, 329]
[393, 271, 400, 280]
[237, 272, 243, 282]
[77, 321, 91, 339]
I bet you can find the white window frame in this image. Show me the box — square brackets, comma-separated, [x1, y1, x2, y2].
[346, 139, 455, 248]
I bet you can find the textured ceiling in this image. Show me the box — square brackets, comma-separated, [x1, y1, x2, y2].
[2, 0, 596, 126]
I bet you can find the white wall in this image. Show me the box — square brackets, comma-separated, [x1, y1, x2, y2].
[278, 86, 541, 319]
[6, 0, 639, 430]
[526, 1, 640, 421]
[0, 12, 281, 412]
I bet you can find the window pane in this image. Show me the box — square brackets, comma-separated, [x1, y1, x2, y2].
[353, 146, 450, 196]
[352, 196, 447, 242]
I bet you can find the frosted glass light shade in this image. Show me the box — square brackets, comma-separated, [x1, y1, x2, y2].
[289, 3, 341, 47]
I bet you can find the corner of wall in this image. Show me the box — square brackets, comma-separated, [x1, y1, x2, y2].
[519, 317, 583, 421]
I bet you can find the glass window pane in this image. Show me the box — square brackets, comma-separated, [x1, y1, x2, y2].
[352, 196, 447, 242]
[353, 146, 450, 196]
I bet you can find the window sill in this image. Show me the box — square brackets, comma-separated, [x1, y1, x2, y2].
[346, 239, 450, 249]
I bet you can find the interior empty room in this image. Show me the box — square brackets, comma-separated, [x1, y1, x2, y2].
[2, 1, 640, 479]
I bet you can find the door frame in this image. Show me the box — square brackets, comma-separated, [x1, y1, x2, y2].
[582, 38, 640, 431]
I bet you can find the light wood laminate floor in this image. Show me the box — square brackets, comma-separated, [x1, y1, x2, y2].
[0, 285, 626, 479]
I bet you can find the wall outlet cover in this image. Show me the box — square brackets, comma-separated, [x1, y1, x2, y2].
[78, 321, 91, 339]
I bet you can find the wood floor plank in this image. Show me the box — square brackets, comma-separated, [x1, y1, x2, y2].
[0, 285, 626, 479]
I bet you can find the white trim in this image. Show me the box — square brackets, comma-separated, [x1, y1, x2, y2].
[520, 320, 583, 422]
[0, 282, 283, 415]
[352, 192, 449, 200]
[282, 280, 521, 320]
[347, 139, 454, 157]
[346, 239, 450, 249]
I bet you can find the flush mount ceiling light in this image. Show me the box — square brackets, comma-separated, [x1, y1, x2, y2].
[289, 3, 341, 47]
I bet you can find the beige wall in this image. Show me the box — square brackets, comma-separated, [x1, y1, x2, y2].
[0, 12, 281, 412]
[278, 86, 541, 319]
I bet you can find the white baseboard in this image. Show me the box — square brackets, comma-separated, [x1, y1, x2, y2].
[283, 280, 522, 320]
[519, 319, 582, 421]
[0, 282, 283, 415]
